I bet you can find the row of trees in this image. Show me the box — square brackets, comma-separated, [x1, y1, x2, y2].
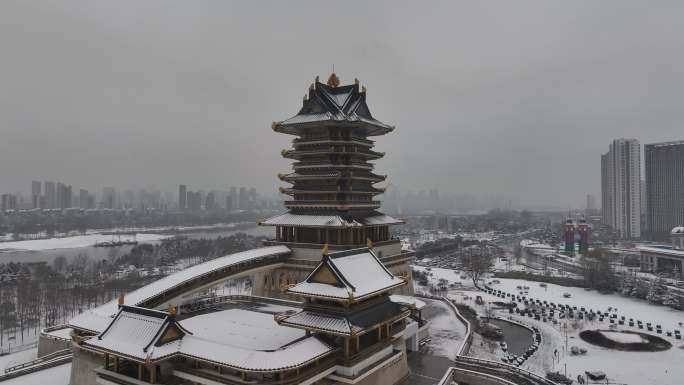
[0, 233, 262, 350]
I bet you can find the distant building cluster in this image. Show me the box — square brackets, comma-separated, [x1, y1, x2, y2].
[600, 138, 684, 241]
[1, 181, 281, 214]
[177, 184, 272, 212]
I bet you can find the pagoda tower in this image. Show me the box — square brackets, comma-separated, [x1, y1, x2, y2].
[258, 73, 413, 296]
[262, 74, 408, 255]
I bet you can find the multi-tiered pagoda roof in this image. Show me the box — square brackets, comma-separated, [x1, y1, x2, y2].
[262, 74, 403, 246]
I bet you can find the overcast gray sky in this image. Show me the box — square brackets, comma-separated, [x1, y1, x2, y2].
[1, 0, 683, 208]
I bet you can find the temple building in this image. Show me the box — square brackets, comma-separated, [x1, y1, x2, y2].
[37, 74, 423, 385]
[256, 73, 414, 296]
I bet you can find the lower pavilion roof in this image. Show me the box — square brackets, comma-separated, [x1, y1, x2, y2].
[286, 248, 406, 302]
[276, 300, 409, 337]
[83, 307, 336, 373]
[260, 211, 403, 228]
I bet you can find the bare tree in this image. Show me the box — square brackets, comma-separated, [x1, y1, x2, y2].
[458, 252, 494, 287]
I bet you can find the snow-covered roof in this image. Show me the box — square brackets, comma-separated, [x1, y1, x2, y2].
[389, 295, 426, 310]
[637, 245, 684, 258]
[286, 248, 406, 302]
[70, 246, 291, 333]
[83, 306, 336, 372]
[274, 79, 393, 136]
[277, 299, 409, 336]
[278, 311, 360, 335]
[261, 211, 403, 228]
[85, 306, 186, 360]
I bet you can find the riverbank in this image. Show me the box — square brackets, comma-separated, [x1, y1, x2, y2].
[0, 223, 272, 264]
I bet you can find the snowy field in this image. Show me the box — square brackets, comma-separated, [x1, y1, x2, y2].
[0, 348, 38, 370]
[0, 233, 171, 252]
[451, 287, 684, 385]
[490, 278, 684, 331]
[1, 363, 70, 385]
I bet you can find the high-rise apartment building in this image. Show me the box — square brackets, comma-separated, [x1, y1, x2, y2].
[601, 138, 641, 239]
[31, 181, 41, 208]
[178, 184, 187, 210]
[79, 189, 89, 209]
[44, 181, 56, 209]
[644, 140, 684, 240]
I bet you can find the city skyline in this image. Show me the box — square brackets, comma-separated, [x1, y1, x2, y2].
[3, 1, 684, 209]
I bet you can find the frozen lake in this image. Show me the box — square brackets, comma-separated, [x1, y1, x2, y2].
[0, 225, 273, 264]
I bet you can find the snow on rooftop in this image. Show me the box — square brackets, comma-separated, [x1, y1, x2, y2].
[261, 212, 402, 227]
[288, 248, 405, 301]
[85, 306, 334, 371]
[181, 309, 305, 350]
[43, 327, 73, 341]
[638, 245, 684, 258]
[278, 311, 356, 335]
[70, 245, 291, 332]
[390, 295, 426, 310]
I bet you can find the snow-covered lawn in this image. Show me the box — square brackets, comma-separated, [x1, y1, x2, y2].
[445, 276, 684, 385]
[598, 331, 645, 344]
[0, 348, 38, 370]
[490, 278, 684, 331]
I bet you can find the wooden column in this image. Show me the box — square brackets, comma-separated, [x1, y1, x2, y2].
[344, 338, 349, 358]
[137, 363, 143, 381]
[150, 365, 157, 384]
[114, 357, 119, 373]
[355, 335, 360, 353]
[104, 354, 109, 370]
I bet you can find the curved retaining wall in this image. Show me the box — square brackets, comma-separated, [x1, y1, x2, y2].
[436, 296, 557, 385]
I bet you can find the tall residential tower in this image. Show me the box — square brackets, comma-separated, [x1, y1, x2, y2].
[601, 138, 641, 239]
[645, 140, 684, 240]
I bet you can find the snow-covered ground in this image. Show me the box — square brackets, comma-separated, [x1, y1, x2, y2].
[490, 278, 684, 331]
[1, 363, 70, 385]
[599, 330, 645, 344]
[437, 271, 684, 385]
[0, 348, 38, 370]
[0, 233, 171, 252]
[421, 298, 467, 359]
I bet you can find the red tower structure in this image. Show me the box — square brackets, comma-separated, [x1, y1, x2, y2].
[578, 216, 589, 254]
[564, 216, 575, 255]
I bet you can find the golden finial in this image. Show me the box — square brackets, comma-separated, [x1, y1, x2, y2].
[322, 243, 329, 256]
[327, 72, 340, 87]
[168, 304, 177, 316]
[354, 78, 359, 85]
[117, 293, 125, 306]
[367, 238, 373, 249]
